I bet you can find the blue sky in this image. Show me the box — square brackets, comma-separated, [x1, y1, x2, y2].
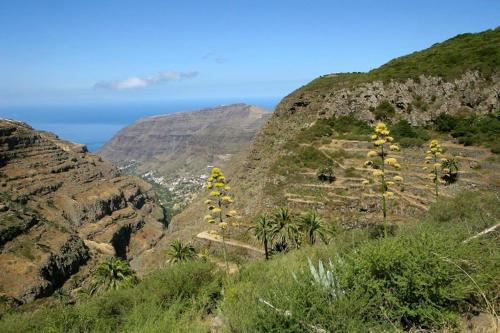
[0, 0, 499, 107]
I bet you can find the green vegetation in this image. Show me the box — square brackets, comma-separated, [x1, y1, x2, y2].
[390, 119, 431, 147]
[297, 210, 327, 245]
[249, 215, 273, 260]
[165, 239, 197, 263]
[223, 191, 499, 332]
[296, 115, 372, 144]
[89, 257, 137, 295]
[441, 157, 459, 184]
[302, 27, 500, 93]
[433, 112, 500, 153]
[317, 163, 335, 182]
[0, 261, 219, 333]
[371, 100, 395, 121]
[0, 192, 498, 332]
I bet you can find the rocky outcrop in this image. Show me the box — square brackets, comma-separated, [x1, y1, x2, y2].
[277, 71, 499, 124]
[0, 119, 166, 303]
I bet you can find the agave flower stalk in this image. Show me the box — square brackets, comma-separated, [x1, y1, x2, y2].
[204, 167, 236, 273]
[362, 122, 403, 237]
[425, 140, 445, 198]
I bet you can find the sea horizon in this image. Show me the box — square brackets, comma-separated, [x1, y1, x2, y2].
[0, 97, 280, 151]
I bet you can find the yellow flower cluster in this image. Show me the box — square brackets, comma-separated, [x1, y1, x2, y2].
[425, 139, 443, 185]
[205, 167, 235, 225]
[362, 122, 403, 199]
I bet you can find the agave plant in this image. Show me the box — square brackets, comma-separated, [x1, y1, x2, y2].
[307, 257, 343, 300]
[441, 157, 459, 184]
[166, 239, 197, 263]
[89, 257, 137, 295]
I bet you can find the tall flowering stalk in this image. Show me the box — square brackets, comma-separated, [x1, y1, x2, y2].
[204, 167, 236, 273]
[362, 122, 403, 237]
[424, 140, 445, 198]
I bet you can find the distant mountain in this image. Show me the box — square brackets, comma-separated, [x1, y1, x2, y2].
[99, 103, 270, 175]
[0, 119, 166, 304]
[98, 104, 271, 211]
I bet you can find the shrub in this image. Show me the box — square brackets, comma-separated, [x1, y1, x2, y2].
[434, 113, 459, 132]
[345, 231, 474, 329]
[391, 120, 430, 147]
[433, 113, 500, 153]
[294, 146, 329, 168]
[372, 100, 395, 121]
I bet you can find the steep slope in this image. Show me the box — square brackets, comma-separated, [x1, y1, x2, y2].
[0, 119, 166, 304]
[171, 28, 500, 243]
[98, 103, 271, 212]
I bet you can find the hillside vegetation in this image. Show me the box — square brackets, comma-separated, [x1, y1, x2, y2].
[303, 27, 499, 93]
[0, 191, 498, 332]
[170, 27, 499, 231]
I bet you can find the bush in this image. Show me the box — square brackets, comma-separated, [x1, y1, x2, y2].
[433, 113, 500, 153]
[372, 100, 396, 121]
[390, 120, 430, 147]
[346, 232, 472, 329]
[0, 261, 220, 333]
[296, 119, 333, 143]
[434, 113, 459, 132]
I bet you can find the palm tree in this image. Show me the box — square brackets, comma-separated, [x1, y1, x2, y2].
[271, 207, 300, 250]
[249, 215, 273, 260]
[298, 210, 327, 245]
[89, 257, 137, 295]
[166, 239, 197, 263]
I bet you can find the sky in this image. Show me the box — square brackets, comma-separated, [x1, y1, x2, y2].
[0, 0, 499, 107]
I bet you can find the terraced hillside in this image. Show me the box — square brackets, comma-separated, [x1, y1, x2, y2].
[168, 28, 499, 255]
[280, 138, 498, 228]
[0, 119, 167, 304]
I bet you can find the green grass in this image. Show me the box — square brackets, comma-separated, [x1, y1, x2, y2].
[301, 27, 499, 93]
[1, 191, 498, 332]
[0, 261, 221, 333]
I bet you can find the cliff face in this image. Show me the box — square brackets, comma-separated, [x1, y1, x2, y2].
[0, 119, 166, 303]
[98, 103, 271, 176]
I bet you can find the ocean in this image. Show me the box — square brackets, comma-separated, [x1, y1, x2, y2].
[0, 97, 279, 151]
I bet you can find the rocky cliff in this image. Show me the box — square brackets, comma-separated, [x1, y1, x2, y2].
[98, 103, 271, 176]
[0, 119, 166, 304]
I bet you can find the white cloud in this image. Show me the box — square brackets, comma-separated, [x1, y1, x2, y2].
[95, 71, 198, 90]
